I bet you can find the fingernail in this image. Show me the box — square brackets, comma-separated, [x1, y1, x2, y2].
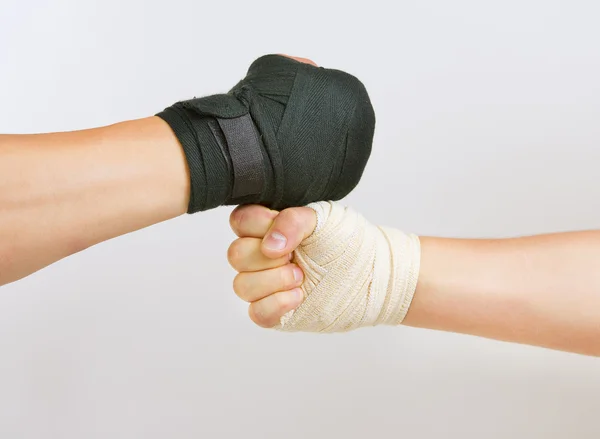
[292, 288, 304, 303]
[264, 232, 287, 250]
[293, 266, 303, 283]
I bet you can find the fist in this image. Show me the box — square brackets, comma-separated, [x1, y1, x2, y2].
[227, 205, 317, 328]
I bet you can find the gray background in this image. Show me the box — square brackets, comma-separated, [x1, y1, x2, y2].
[1, 0, 600, 437]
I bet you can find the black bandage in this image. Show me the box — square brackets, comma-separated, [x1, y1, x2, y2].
[157, 54, 375, 213]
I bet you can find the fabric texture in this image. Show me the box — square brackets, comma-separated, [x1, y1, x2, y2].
[156, 55, 375, 213]
[279, 201, 421, 333]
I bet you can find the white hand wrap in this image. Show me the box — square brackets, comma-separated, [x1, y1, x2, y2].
[279, 201, 421, 333]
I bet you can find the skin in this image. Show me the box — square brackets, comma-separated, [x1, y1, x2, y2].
[0, 117, 189, 285]
[228, 205, 600, 357]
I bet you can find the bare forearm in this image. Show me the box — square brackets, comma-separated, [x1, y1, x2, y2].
[0, 116, 189, 285]
[404, 232, 600, 356]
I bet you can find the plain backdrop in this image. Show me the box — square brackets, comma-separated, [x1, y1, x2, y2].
[1, 1, 600, 438]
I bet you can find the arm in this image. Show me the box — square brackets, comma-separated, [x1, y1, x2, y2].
[1, 55, 362, 287]
[406, 233, 600, 356]
[227, 204, 600, 357]
[0, 117, 189, 286]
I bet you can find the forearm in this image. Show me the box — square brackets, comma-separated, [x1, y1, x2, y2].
[404, 233, 600, 356]
[0, 116, 189, 286]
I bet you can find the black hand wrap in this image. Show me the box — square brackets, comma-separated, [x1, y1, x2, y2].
[156, 54, 375, 213]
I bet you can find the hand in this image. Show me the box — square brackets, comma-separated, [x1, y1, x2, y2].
[227, 205, 317, 328]
[227, 55, 319, 328]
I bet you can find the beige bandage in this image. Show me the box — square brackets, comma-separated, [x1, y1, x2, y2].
[278, 201, 421, 333]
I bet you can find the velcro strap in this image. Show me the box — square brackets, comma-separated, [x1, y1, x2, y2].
[217, 114, 265, 199]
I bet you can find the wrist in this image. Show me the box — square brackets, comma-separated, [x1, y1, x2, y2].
[101, 117, 190, 220]
[403, 237, 525, 342]
[403, 237, 492, 331]
[143, 116, 191, 217]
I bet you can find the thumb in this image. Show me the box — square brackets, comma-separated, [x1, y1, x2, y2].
[261, 207, 317, 259]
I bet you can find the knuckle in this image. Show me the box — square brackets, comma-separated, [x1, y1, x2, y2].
[229, 208, 245, 232]
[227, 240, 243, 269]
[282, 208, 303, 230]
[249, 305, 273, 328]
[232, 274, 248, 300]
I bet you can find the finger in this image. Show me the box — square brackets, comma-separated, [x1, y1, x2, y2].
[233, 264, 304, 302]
[227, 237, 291, 272]
[279, 54, 318, 67]
[248, 289, 304, 328]
[262, 207, 317, 259]
[230, 205, 278, 238]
